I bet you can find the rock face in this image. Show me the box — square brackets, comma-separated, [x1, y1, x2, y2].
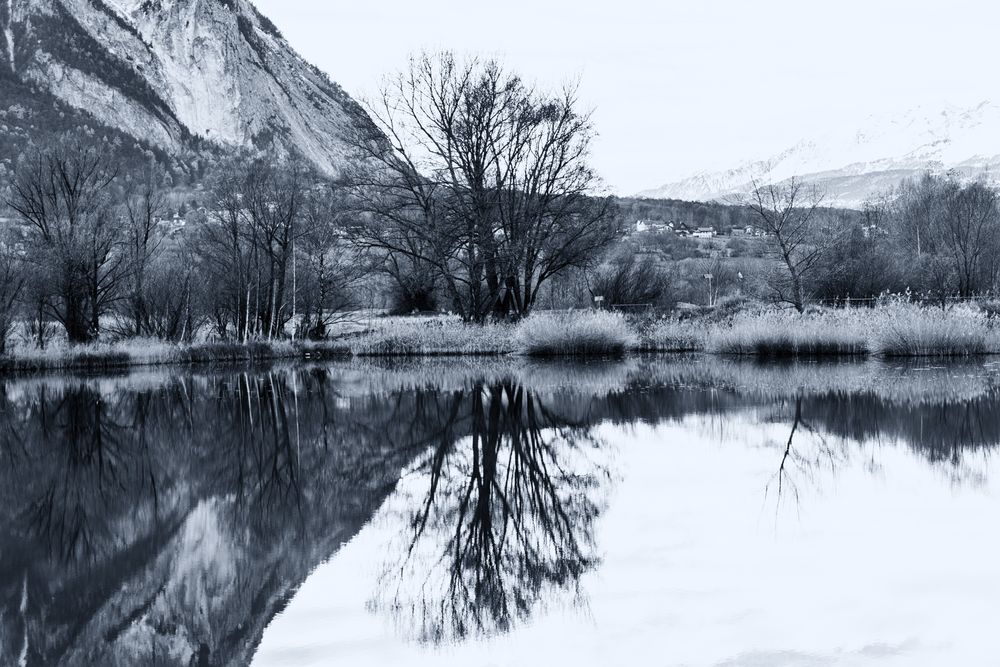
[1, 0, 373, 174]
[640, 102, 1000, 209]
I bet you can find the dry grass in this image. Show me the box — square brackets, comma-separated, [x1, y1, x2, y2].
[870, 303, 994, 357]
[637, 318, 709, 352]
[704, 302, 1000, 358]
[515, 311, 638, 357]
[349, 316, 515, 356]
[708, 310, 871, 358]
[3, 303, 999, 375]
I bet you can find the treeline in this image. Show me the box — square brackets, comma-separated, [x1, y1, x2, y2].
[0, 52, 623, 350]
[812, 175, 1000, 301]
[589, 173, 1000, 314]
[1, 136, 366, 349]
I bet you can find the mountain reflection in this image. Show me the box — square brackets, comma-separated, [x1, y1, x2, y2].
[0, 358, 995, 664]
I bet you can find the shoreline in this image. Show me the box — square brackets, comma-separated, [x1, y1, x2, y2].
[3, 301, 1000, 377]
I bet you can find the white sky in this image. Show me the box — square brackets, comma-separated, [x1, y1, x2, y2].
[254, 0, 1000, 195]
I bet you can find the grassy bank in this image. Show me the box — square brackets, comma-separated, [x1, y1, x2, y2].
[3, 302, 999, 374]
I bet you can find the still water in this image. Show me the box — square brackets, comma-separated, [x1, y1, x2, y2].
[0, 357, 998, 666]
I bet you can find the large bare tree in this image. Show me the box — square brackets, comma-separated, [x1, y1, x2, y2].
[346, 52, 619, 322]
[7, 137, 124, 342]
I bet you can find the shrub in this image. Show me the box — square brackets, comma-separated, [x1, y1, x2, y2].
[590, 255, 672, 308]
[515, 311, 638, 357]
[388, 270, 439, 315]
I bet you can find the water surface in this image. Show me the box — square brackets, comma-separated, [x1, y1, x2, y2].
[0, 358, 998, 666]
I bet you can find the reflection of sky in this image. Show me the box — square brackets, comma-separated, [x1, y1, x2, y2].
[255, 415, 1000, 667]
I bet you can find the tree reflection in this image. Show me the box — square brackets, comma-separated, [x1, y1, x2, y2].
[374, 380, 609, 644]
[766, 395, 848, 509]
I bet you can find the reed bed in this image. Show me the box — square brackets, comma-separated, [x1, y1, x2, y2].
[708, 310, 871, 358]
[515, 311, 637, 357]
[870, 303, 994, 357]
[349, 317, 515, 356]
[3, 302, 1000, 375]
[637, 318, 710, 352]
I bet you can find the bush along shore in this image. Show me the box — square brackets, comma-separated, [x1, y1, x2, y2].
[3, 301, 1000, 374]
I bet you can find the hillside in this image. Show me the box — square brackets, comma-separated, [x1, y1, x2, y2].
[1, 0, 375, 176]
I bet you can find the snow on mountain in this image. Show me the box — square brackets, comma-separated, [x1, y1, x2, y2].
[640, 102, 1000, 208]
[0, 0, 375, 175]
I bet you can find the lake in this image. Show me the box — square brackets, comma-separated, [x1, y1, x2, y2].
[0, 357, 998, 666]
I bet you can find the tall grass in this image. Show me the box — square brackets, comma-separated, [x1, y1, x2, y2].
[704, 302, 1000, 358]
[871, 303, 993, 357]
[2, 302, 999, 375]
[349, 317, 515, 356]
[515, 311, 638, 357]
[709, 310, 871, 358]
[637, 318, 709, 352]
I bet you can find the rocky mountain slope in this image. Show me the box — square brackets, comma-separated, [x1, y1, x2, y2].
[641, 102, 1000, 209]
[0, 0, 374, 175]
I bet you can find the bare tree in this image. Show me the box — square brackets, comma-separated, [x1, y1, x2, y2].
[939, 180, 999, 297]
[119, 163, 168, 337]
[890, 174, 1000, 297]
[6, 137, 123, 342]
[346, 52, 619, 322]
[745, 177, 827, 312]
[196, 157, 312, 341]
[294, 184, 367, 339]
[197, 162, 256, 340]
[0, 242, 25, 354]
[244, 159, 309, 338]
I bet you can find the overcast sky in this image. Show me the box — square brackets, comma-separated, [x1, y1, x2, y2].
[254, 0, 999, 195]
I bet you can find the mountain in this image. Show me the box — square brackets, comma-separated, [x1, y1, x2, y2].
[0, 0, 374, 175]
[640, 102, 1000, 209]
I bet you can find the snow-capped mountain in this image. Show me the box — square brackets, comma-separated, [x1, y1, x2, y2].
[0, 0, 373, 174]
[640, 102, 1000, 209]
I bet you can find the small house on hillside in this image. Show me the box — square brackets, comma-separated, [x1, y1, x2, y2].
[635, 220, 675, 235]
[693, 227, 716, 239]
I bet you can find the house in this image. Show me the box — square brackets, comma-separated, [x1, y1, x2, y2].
[862, 224, 889, 239]
[692, 227, 716, 239]
[635, 220, 675, 235]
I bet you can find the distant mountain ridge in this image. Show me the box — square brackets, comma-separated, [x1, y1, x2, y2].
[640, 102, 1000, 209]
[0, 0, 374, 175]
